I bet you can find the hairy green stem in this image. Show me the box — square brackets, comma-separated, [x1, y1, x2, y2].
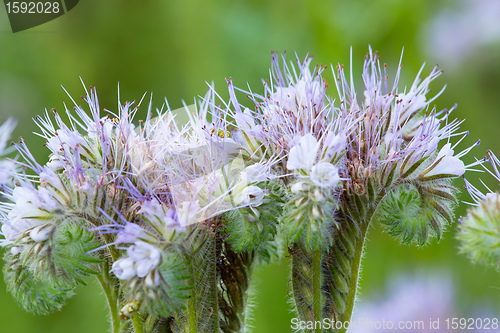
[173, 226, 219, 333]
[317, 186, 393, 333]
[187, 289, 198, 333]
[338, 223, 368, 333]
[312, 248, 322, 333]
[218, 245, 256, 332]
[332, 185, 389, 332]
[97, 266, 120, 333]
[291, 243, 325, 333]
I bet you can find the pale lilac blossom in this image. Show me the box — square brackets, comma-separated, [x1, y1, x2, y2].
[233, 108, 265, 140]
[234, 185, 265, 207]
[29, 224, 55, 242]
[287, 134, 319, 171]
[112, 258, 136, 280]
[310, 163, 341, 188]
[177, 200, 201, 226]
[1, 186, 60, 245]
[0, 160, 16, 186]
[421, 143, 466, 178]
[332, 47, 476, 184]
[140, 199, 179, 228]
[115, 223, 145, 244]
[241, 163, 276, 183]
[290, 181, 309, 194]
[322, 132, 346, 162]
[112, 241, 161, 280]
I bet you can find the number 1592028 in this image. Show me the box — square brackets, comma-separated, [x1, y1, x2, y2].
[5, 2, 60, 14]
[445, 318, 498, 330]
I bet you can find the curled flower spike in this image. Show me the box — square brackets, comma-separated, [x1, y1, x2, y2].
[458, 151, 500, 270]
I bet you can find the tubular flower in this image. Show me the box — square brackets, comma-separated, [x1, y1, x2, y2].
[112, 241, 161, 280]
[287, 134, 320, 171]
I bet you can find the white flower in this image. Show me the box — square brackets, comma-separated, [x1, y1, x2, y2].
[234, 108, 264, 139]
[241, 163, 275, 183]
[0, 160, 16, 185]
[402, 114, 441, 141]
[421, 143, 465, 178]
[46, 128, 86, 156]
[181, 140, 240, 175]
[401, 136, 440, 175]
[140, 199, 179, 228]
[235, 185, 265, 207]
[145, 271, 160, 288]
[287, 134, 319, 170]
[0, 118, 17, 186]
[139, 199, 182, 239]
[0, 119, 16, 154]
[112, 258, 136, 280]
[291, 181, 309, 194]
[363, 90, 394, 114]
[10, 186, 59, 214]
[128, 241, 161, 278]
[10, 246, 20, 256]
[46, 157, 64, 171]
[272, 78, 324, 113]
[484, 192, 500, 202]
[322, 132, 346, 161]
[177, 200, 200, 226]
[272, 86, 297, 112]
[1, 186, 61, 245]
[395, 92, 427, 126]
[29, 224, 54, 242]
[112, 241, 161, 280]
[295, 78, 324, 110]
[310, 163, 341, 188]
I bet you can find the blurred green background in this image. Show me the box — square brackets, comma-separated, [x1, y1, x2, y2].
[0, 0, 499, 332]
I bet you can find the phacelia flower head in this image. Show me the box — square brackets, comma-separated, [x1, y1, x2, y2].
[227, 48, 478, 249]
[226, 52, 352, 249]
[333, 48, 477, 188]
[328, 48, 480, 245]
[0, 84, 235, 318]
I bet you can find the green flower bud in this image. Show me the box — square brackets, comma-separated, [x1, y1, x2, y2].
[458, 193, 500, 270]
[376, 182, 456, 246]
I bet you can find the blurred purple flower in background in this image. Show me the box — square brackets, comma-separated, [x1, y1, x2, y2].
[423, 0, 500, 67]
[352, 271, 495, 332]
